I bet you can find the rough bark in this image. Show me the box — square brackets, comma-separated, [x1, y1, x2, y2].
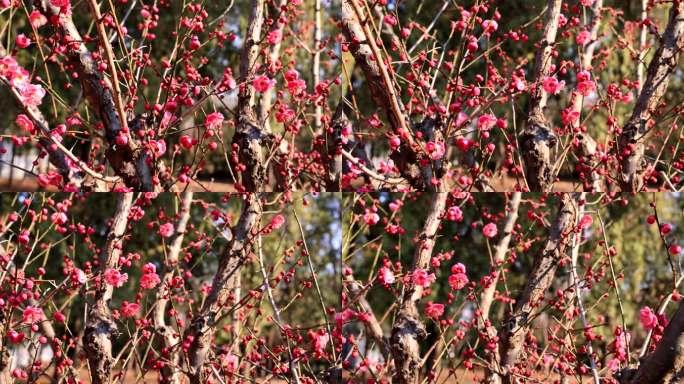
[487, 194, 578, 384]
[154, 191, 193, 384]
[389, 192, 448, 384]
[38, 0, 158, 191]
[618, 0, 684, 191]
[521, 0, 563, 192]
[186, 193, 262, 383]
[620, 301, 684, 384]
[232, 0, 269, 191]
[84, 193, 134, 384]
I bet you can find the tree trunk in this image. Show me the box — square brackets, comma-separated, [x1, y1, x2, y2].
[186, 194, 262, 383]
[520, 0, 563, 191]
[84, 193, 134, 384]
[233, 0, 269, 191]
[487, 194, 578, 384]
[618, 0, 684, 191]
[390, 193, 448, 384]
[154, 191, 193, 384]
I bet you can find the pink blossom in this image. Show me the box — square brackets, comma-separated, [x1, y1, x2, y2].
[511, 75, 527, 92]
[478, 114, 497, 131]
[312, 331, 330, 355]
[22, 306, 43, 324]
[364, 209, 380, 226]
[284, 69, 299, 81]
[15, 114, 34, 134]
[384, 14, 397, 27]
[576, 30, 591, 46]
[542, 76, 565, 95]
[639, 307, 658, 330]
[577, 70, 591, 83]
[159, 222, 175, 238]
[29, 11, 47, 28]
[580, 0, 595, 5]
[456, 111, 469, 127]
[446, 206, 463, 222]
[661, 223, 673, 235]
[18, 230, 30, 244]
[579, 214, 593, 229]
[53, 311, 66, 323]
[270, 214, 286, 230]
[389, 136, 401, 150]
[578, 80, 596, 97]
[561, 108, 580, 126]
[253, 75, 274, 93]
[389, 200, 401, 212]
[15, 34, 31, 49]
[121, 301, 139, 318]
[287, 79, 307, 96]
[140, 272, 161, 289]
[482, 223, 498, 238]
[49, 0, 70, 9]
[51, 212, 68, 225]
[71, 268, 87, 284]
[205, 112, 224, 130]
[275, 107, 296, 123]
[448, 273, 469, 290]
[482, 20, 498, 35]
[451, 263, 466, 274]
[151, 139, 167, 157]
[220, 353, 239, 373]
[456, 137, 473, 152]
[378, 266, 395, 284]
[425, 141, 445, 160]
[17, 83, 45, 107]
[424, 301, 444, 319]
[267, 29, 282, 45]
[0, 56, 19, 79]
[104, 268, 128, 287]
[412, 268, 436, 287]
[142, 263, 156, 274]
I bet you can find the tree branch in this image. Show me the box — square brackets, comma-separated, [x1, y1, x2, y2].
[618, 0, 684, 191]
[520, 0, 563, 191]
[84, 192, 134, 384]
[487, 193, 578, 384]
[154, 191, 193, 384]
[389, 192, 447, 384]
[186, 193, 262, 383]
